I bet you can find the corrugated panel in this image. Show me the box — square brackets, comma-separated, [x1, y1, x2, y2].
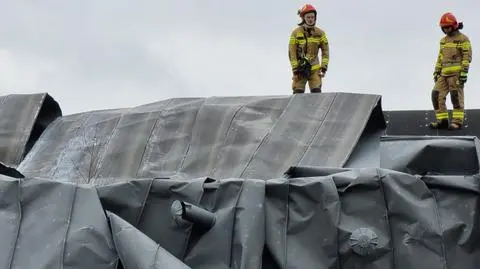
[17, 93, 384, 183]
[0, 93, 62, 166]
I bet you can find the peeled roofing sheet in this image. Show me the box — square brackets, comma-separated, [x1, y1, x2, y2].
[17, 93, 383, 183]
[0, 93, 61, 166]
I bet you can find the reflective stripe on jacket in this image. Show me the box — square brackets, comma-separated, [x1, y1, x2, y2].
[435, 31, 472, 76]
[289, 26, 329, 72]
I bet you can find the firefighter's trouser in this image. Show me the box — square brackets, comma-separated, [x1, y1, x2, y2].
[292, 71, 322, 94]
[431, 74, 465, 125]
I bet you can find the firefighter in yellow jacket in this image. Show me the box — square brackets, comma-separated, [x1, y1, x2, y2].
[288, 4, 329, 94]
[429, 12, 472, 130]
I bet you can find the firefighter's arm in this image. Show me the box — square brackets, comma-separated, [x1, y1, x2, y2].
[289, 31, 299, 72]
[319, 31, 329, 71]
[434, 38, 444, 74]
[459, 36, 472, 84]
[461, 37, 472, 73]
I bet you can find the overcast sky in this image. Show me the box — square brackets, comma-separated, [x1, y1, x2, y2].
[0, 1, 479, 115]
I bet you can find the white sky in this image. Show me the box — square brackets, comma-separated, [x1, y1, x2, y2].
[0, 1, 479, 115]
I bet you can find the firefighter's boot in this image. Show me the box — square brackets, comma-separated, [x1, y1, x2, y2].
[448, 122, 462, 130]
[429, 119, 449, 129]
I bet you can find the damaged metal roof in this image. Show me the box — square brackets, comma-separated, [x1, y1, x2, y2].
[0, 92, 479, 269]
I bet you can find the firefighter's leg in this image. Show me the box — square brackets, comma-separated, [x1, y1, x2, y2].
[292, 74, 307, 94]
[308, 70, 322, 93]
[429, 76, 449, 129]
[448, 75, 464, 129]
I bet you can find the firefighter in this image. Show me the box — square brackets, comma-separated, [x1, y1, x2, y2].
[288, 4, 329, 94]
[429, 12, 472, 130]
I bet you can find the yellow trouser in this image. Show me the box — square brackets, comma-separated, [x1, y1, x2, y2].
[292, 71, 322, 93]
[431, 74, 465, 125]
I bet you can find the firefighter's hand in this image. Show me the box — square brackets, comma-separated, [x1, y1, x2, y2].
[459, 72, 468, 85]
[319, 67, 327, 77]
[433, 71, 440, 82]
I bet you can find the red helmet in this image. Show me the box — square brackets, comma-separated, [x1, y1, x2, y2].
[298, 4, 317, 17]
[439, 12, 458, 28]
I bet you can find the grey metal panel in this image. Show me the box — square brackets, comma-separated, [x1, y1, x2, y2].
[343, 129, 383, 168]
[136, 98, 205, 178]
[17, 93, 383, 183]
[106, 211, 191, 269]
[297, 93, 382, 167]
[179, 96, 268, 178]
[0, 93, 61, 166]
[18, 112, 122, 182]
[0, 177, 117, 269]
[92, 101, 170, 182]
[283, 167, 480, 269]
[137, 98, 205, 177]
[0, 177, 20, 269]
[239, 93, 336, 179]
[18, 113, 90, 179]
[380, 135, 480, 175]
[209, 97, 290, 179]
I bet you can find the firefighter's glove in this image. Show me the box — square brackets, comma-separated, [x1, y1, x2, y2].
[459, 72, 468, 85]
[319, 67, 327, 77]
[433, 71, 440, 82]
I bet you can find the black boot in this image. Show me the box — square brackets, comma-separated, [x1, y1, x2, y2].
[428, 119, 448, 129]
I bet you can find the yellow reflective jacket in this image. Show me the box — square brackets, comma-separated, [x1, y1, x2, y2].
[289, 25, 329, 72]
[434, 31, 472, 76]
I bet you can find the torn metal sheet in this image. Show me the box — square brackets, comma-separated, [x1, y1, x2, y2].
[0, 93, 61, 166]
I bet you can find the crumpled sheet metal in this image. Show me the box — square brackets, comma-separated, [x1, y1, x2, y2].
[284, 167, 480, 269]
[17, 93, 383, 183]
[98, 177, 266, 269]
[1, 166, 479, 268]
[0, 176, 117, 269]
[107, 211, 191, 269]
[0, 176, 192, 269]
[380, 136, 480, 175]
[0, 93, 62, 166]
